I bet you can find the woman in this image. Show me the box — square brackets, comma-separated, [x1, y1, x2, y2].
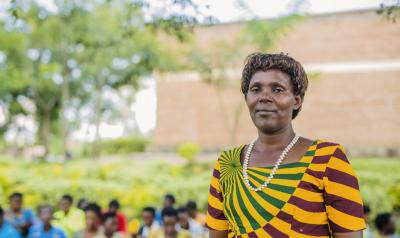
[206, 53, 366, 238]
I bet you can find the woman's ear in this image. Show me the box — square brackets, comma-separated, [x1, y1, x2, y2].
[294, 95, 302, 110]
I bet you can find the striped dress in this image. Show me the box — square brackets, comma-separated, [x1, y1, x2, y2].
[206, 140, 366, 238]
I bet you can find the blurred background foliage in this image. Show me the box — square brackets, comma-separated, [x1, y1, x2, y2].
[0, 154, 399, 219]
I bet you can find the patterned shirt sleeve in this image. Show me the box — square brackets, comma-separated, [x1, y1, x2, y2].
[206, 158, 229, 231]
[322, 144, 366, 233]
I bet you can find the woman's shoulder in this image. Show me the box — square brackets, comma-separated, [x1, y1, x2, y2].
[217, 145, 246, 161]
[311, 139, 349, 164]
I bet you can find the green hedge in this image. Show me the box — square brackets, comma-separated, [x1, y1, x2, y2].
[100, 137, 150, 154]
[0, 155, 399, 221]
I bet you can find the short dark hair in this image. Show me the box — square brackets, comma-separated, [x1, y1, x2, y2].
[364, 205, 371, 214]
[109, 199, 120, 209]
[102, 211, 117, 223]
[161, 207, 178, 220]
[185, 200, 197, 211]
[177, 207, 189, 215]
[142, 207, 156, 217]
[0, 206, 3, 216]
[375, 212, 392, 231]
[241, 52, 308, 119]
[9, 192, 23, 200]
[85, 203, 102, 218]
[164, 194, 176, 204]
[61, 194, 73, 204]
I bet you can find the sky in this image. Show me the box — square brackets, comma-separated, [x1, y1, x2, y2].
[0, 0, 385, 140]
[193, 0, 382, 22]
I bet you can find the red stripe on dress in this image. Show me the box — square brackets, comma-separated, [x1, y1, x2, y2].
[324, 194, 364, 218]
[325, 167, 359, 190]
[288, 196, 326, 213]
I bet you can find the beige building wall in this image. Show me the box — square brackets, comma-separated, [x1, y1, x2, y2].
[153, 10, 400, 155]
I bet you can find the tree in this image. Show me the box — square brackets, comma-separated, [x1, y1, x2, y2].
[1, 0, 210, 158]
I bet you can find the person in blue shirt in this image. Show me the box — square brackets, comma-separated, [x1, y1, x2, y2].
[5, 192, 35, 237]
[155, 194, 176, 225]
[0, 206, 20, 238]
[27, 205, 66, 238]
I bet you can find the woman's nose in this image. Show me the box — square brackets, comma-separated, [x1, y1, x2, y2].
[258, 89, 273, 103]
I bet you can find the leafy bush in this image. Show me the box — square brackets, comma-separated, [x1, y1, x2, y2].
[0, 155, 399, 221]
[177, 142, 201, 162]
[100, 137, 150, 154]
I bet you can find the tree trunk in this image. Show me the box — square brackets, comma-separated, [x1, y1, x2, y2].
[61, 64, 71, 159]
[39, 112, 51, 158]
[92, 83, 103, 159]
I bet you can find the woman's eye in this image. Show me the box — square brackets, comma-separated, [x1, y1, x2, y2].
[250, 87, 259, 92]
[273, 87, 284, 93]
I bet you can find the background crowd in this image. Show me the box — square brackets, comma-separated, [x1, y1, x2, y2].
[0, 192, 208, 238]
[1, 192, 400, 237]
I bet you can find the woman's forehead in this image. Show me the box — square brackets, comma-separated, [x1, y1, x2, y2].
[250, 70, 291, 85]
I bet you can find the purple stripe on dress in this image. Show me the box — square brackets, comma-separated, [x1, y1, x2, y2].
[317, 142, 338, 149]
[291, 220, 330, 236]
[276, 210, 293, 222]
[324, 194, 364, 218]
[288, 196, 326, 213]
[247, 231, 257, 238]
[298, 180, 323, 192]
[332, 147, 348, 162]
[328, 220, 354, 233]
[325, 167, 359, 190]
[305, 168, 324, 179]
[213, 169, 220, 179]
[263, 223, 289, 238]
[207, 204, 226, 220]
[311, 155, 331, 164]
[209, 186, 223, 202]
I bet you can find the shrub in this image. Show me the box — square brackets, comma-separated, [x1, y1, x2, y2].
[177, 142, 201, 163]
[100, 137, 150, 154]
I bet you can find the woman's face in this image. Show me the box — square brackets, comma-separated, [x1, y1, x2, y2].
[246, 70, 301, 134]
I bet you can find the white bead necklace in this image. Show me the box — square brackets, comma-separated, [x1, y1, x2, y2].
[242, 135, 300, 192]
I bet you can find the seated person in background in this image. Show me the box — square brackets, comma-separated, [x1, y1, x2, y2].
[5, 192, 35, 238]
[363, 205, 374, 238]
[74, 203, 104, 238]
[155, 195, 176, 225]
[102, 212, 126, 238]
[149, 207, 190, 238]
[108, 200, 127, 234]
[185, 201, 206, 227]
[77, 199, 89, 211]
[0, 206, 20, 238]
[375, 212, 399, 238]
[27, 205, 66, 238]
[138, 207, 159, 238]
[53, 194, 85, 238]
[177, 207, 205, 238]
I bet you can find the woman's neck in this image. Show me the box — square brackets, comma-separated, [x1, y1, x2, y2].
[257, 126, 295, 150]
